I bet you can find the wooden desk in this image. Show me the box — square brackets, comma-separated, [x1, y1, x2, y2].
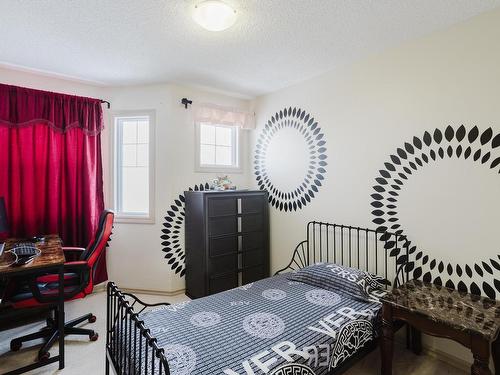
[380, 280, 500, 375]
[0, 235, 65, 375]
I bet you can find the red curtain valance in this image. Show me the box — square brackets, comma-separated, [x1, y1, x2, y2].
[0, 83, 104, 135]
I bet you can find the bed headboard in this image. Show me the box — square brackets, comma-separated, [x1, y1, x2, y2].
[275, 221, 411, 288]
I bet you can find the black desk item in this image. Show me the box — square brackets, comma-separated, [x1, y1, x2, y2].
[11, 243, 39, 258]
[185, 190, 269, 298]
[4, 243, 41, 267]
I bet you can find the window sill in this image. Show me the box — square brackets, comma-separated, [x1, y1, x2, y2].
[115, 215, 155, 224]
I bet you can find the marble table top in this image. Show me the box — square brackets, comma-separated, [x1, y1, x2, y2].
[382, 279, 500, 341]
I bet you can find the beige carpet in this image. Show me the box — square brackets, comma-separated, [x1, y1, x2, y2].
[0, 291, 466, 374]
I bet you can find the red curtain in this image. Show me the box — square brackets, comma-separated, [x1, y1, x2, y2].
[0, 83, 107, 283]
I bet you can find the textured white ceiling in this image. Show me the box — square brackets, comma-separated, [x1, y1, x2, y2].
[1, 0, 499, 97]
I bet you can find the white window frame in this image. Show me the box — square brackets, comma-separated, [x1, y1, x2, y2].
[111, 110, 156, 224]
[195, 122, 242, 173]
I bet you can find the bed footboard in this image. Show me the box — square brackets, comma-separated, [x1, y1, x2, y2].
[106, 282, 171, 375]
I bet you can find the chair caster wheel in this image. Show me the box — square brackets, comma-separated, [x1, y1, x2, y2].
[38, 352, 50, 361]
[88, 314, 97, 323]
[89, 332, 98, 341]
[10, 341, 22, 351]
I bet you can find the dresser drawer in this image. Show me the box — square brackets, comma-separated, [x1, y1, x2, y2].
[240, 214, 263, 233]
[242, 265, 267, 284]
[240, 196, 264, 214]
[242, 232, 264, 251]
[208, 197, 237, 217]
[209, 235, 237, 257]
[208, 254, 237, 274]
[209, 216, 237, 236]
[209, 272, 238, 294]
[242, 249, 265, 268]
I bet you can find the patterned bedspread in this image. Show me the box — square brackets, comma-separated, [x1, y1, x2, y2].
[137, 274, 381, 374]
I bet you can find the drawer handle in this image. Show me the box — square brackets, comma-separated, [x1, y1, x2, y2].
[237, 198, 242, 214]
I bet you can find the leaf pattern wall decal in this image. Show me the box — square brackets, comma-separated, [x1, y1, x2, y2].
[371, 126, 500, 298]
[161, 183, 210, 276]
[254, 107, 327, 212]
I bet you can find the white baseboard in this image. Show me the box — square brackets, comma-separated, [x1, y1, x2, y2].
[422, 345, 470, 372]
[119, 287, 187, 297]
[92, 282, 187, 297]
[394, 333, 481, 373]
[93, 283, 106, 293]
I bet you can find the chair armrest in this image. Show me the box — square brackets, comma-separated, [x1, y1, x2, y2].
[34, 261, 90, 283]
[63, 247, 85, 261]
[26, 261, 90, 304]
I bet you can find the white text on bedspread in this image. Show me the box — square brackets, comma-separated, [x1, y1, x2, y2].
[222, 306, 377, 374]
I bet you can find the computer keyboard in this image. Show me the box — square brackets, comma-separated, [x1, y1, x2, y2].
[12, 242, 38, 257]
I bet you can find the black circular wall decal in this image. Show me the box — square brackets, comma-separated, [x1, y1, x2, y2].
[254, 107, 327, 212]
[371, 125, 500, 299]
[161, 183, 210, 276]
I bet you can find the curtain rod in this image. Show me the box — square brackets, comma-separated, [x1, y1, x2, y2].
[2, 82, 112, 109]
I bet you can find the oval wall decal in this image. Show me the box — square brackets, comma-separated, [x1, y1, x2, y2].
[254, 107, 327, 212]
[161, 183, 210, 276]
[371, 125, 500, 299]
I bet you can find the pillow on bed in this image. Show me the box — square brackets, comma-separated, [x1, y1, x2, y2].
[286, 262, 387, 302]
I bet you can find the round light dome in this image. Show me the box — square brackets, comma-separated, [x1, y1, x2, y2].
[192, 1, 237, 32]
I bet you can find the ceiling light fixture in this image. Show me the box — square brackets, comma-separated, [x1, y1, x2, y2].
[192, 1, 237, 32]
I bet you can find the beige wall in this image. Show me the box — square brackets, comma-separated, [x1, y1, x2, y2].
[250, 8, 500, 368]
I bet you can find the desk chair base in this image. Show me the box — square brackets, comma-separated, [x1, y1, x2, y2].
[10, 310, 98, 361]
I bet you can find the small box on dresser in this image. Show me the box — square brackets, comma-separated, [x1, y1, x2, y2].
[184, 190, 270, 298]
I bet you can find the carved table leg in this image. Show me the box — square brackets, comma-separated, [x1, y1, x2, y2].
[492, 336, 500, 375]
[471, 335, 492, 375]
[381, 303, 394, 375]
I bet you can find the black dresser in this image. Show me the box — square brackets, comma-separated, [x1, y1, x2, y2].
[184, 190, 269, 298]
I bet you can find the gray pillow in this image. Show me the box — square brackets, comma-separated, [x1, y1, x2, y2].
[286, 262, 387, 302]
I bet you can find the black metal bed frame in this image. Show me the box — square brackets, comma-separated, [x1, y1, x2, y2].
[276, 221, 410, 287]
[106, 221, 411, 374]
[106, 282, 171, 374]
